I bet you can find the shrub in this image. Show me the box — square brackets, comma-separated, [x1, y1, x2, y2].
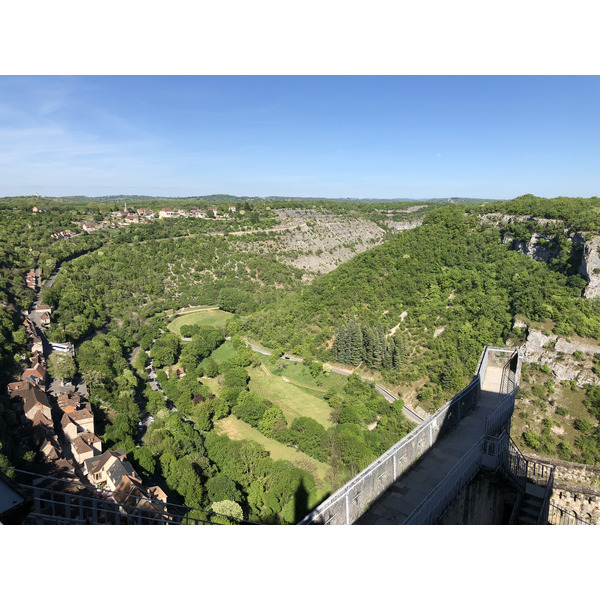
[522, 430, 541, 450]
[574, 418, 594, 433]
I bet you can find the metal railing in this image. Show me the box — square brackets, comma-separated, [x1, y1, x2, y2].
[548, 503, 592, 525]
[538, 466, 555, 524]
[508, 490, 524, 524]
[300, 345, 520, 525]
[399, 351, 521, 525]
[404, 387, 519, 525]
[524, 460, 555, 488]
[0, 466, 256, 525]
[482, 430, 509, 466]
[298, 376, 481, 524]
[503, 437, 528, 491]
[403, 435, 485, 524]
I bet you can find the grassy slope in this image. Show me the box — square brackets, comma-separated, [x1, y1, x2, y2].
[215, 414, 331, 484]
[247, 364, 333, 429]
[210, 340, 238, 363]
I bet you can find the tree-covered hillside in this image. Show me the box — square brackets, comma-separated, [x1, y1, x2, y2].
[243, 205, 596, 402]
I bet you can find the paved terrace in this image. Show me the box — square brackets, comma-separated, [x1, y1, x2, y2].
[357, 366, 505, 524]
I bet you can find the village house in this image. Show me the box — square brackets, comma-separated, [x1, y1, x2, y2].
[23, 317, 36, 337]
[158, 208, 179, 219]
[83, 449, 132, 487]
[32, 206, 46, 213]
[228, 205, 237, 212]
[21, 363, 47, 390]
[83, 450, 120, 485]
[29, 335, 44, 356]
[8, 382, 33, 421]
[57, 392, 88, 413]
[207, 206, 218, 216]
[71, 431, 102, 465]
[25, 271, 36, 289]
[35, 305, 52, 315]
[60, 406, 95, 442]
[39, 434, 62, 462]
[7, 380, 33, 398]
[31, 410, 55, 436]
[21, 387, 52, 424]
[113, 475, 169, 522]
[105, 458, 139, 491]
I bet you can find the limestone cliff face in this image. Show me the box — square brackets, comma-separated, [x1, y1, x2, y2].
[514, 233, 559, 263]
[579, 235, 600, 299]
[521, 328, 600, 386]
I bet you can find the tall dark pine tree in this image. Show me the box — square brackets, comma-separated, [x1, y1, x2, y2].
[333, 324, 348, 363]
[348, 320, 363, 366]
[383, 337, 395, 370]
[362, 325, 374, 367]
[372, 325, 384, 369]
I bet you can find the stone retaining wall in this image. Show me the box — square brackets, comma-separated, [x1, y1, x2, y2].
[524, 454, 600, 524]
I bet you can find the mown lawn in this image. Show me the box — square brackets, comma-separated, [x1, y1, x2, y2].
[199, 376, 221, 396]
[247, 364, 333, 429]
[210, 340, 237, 363]
[215, 414, 332, 484]
[169, 308, 233, 335]
[269, 358, 350, 398]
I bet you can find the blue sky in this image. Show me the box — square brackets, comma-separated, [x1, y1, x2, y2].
[1, 75, 599, 199]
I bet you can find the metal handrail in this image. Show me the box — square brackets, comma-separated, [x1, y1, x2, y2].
[298, 377, 481, 524]
[538, 467, 555, 524]
[299, 345, 519, 525]
[0, 465, 255, 525]
[403, 435, 485, 524]
[508, 490, 524, 525]
[548, 502, 592, 525]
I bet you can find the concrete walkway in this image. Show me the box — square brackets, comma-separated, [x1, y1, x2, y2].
[357, 366, 505, 524]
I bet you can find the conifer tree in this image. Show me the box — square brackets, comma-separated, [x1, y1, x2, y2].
[362, 325, 374, 367]
[348, 320, 363, 366]
[383, 337, 395, 370]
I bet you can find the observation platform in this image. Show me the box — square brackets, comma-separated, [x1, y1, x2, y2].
[357, 366, 505, 524]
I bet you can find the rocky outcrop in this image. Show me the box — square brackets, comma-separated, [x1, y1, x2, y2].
[481, 213, 563, 227]
[579, 235, 600, 298]
[521, 329, 600, 386]
[514, 233, 559, 263]
[385, 219, 423, 231]
[262, 209, 388, 279]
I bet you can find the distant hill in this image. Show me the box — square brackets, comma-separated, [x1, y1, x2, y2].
[11, 194, 507, 205]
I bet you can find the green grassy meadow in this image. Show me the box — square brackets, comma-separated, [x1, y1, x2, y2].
[210, 340, 237, 363]
[247, 363, 333, 429]
[215, 414, 332, 483]
[169, 308, 233, 335]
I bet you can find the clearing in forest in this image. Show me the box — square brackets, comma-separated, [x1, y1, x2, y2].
[247, 364, 333, 429]
[169, 308, 233, 335]
[209, 340, 238, 363]
[215, 414, 331, 482]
